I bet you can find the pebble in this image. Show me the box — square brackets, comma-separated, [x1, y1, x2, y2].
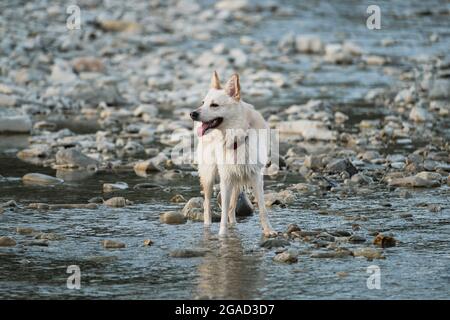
[104, 197, 130, 208]
[353, 248, 385, 260]
[103, 182, 129, 193]
[160, 211, 187, 225]
[102, 240, 126, 249]
[260, 238, 290, 249]
[348, 235, 366, 243]
[16, 227, 35, 235]
[0, 236, 16, 247]
[273, 249, 299, 264]
[373, 234, 396, 248]
[55, 148, 98, 169]
[22, 173, 63, 186]
[310, 248, 353, 259]
[143, 239, 154, 246]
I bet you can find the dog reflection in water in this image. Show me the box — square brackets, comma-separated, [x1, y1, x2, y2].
[195, 228, 262, 299]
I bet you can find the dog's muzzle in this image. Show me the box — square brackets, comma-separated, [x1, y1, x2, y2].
[190, 111, 199, 120]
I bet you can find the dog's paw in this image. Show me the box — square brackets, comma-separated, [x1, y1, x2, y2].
[218, 227, 228, 237]
[263, 229, 278, 238]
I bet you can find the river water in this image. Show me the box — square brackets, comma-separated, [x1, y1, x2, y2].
[0, 0, 449, 299]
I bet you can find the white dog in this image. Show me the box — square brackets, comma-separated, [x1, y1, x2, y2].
[190, 71, 277, 237]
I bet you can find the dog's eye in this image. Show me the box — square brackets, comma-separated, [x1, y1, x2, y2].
[210, 103, 219, 108]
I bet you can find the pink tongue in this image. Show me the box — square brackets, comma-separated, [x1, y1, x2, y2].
[197, 123, 209, 137]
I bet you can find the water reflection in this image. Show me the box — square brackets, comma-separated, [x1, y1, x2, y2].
[196, 229, 263, 299]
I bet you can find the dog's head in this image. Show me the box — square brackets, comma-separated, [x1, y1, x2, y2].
[191, 71, 243, 137]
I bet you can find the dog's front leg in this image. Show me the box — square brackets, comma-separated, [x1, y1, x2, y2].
[252, 176, 277, 238]
[200, 174, 214, 226]
[219, 179, 231, 236]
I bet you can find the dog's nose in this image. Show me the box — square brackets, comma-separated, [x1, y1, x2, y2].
[190, 111, 199, 120]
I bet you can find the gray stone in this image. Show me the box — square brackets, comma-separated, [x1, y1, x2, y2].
[55, 148, 98, 169]
[22, 173, 63, 186]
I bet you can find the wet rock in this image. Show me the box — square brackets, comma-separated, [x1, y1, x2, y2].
[16, 227, 35, 235]
[287, 224, 301, 234]
[235, 192, 254, 216]
[349, 173, 373, 185]
[409, 107, 432, 122]
[143, 239, 154, 246]
[324, 44, 353, 64]
[98, 19, 141, 33]
[278, 32, 296, 53]
[102, 240, 126, 249]
[71, 57, 104, 73]
[348, 235, 366, 243]
[55, 148, 98, 169]
[88, 197, 104, 204]
[295, 35, 324, 54]
[373, 234, 396, 248]
[277, 120, 335, 140]
[160, 211, 187, 225]
[316, 232, 335, 242]
[264, 190, 295, 207]
[182, 197, 203, 219]
[395, 87, 416, 104]
[0, 200, 16, 208]
[0, 236, 16, 247]
[104, 197, 131, 208]
[134, 153, 168, 176]
[103, 182, 129, 193]
[361, 150, 381, 162]
[334, 111, 349, 123]
[28, 203, 98, 210]
[134, 104, 158, 119]
[330, 230, 352, 237]
[326, 158, 358, 176]
[429, 79, 450, 99]
[22, 173, 63, 186]
[33, 121, 57, 131]
[169, 248, 207, 258]
[388, 172, 441, 188]
[24, 240, 49, 247]
[17, 144, 51, 164]
[34, 232, 65, 241]
[353, 247, 384, 260]
[170, 194, 186, 203]
[0, 93, 17, 107]
[273, 249, 299, 264]
[50, 61, 77, 83]
[0, 115, 32, 133]
[304, 155, 324, 170]
[310, 248, 353, 258]
[428, 204, 442, 212]
[260, 238, 290, 249]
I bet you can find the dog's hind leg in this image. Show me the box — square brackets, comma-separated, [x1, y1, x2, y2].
[251, 176, 277, 237]
[227, 185, 239, 225]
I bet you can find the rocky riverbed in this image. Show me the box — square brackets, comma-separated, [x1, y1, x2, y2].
[0, 0, 449, 299]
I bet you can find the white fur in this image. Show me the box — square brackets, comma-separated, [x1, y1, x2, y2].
[193, 74, 276, 237]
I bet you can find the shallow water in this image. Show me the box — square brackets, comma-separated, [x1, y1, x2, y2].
[1, 0, 449, 299]
[1, 140, 449, 299]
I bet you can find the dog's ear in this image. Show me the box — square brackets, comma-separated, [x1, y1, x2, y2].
[225, 74, 240, 101]
[211, 71, 221, 89]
